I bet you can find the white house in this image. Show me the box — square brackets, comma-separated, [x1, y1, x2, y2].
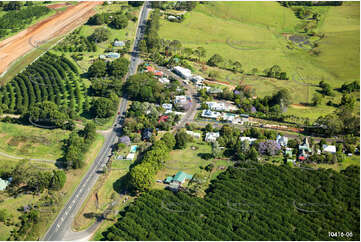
[173, 66, 192, 80]
[126, 153, 135, 160]
[113, 40, 125, 47]
[162, 103, 173, 111]
[322, 144, 336, 154]
[239, 137, 257, 144]
[206, 101, 226, 111]
[201, 109, 221, 119]
[207, 87, 223, 94]
[205, 132, 220, 142]
[276, 134, 288, 147]
[222, 113, 241, 124]
[158, 77, 170, 84]
[186, 130, 201, 139]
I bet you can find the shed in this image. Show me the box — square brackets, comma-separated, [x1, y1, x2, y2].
[164, 176, 173, 184]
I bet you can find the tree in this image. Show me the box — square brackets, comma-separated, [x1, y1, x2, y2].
[248, 147, 258, 161]
[183, 47, 193, 58]
[194, 46, 206, 62]
[50, 170, 66, 190]
[89, 28, 110, 42]
[207, 54, 224, 67]
[110, 15, 128, 29]
[4, 1, 21, 10]
[88, 60, 107, 78]
[92, 97, 115, 118]
[212, 141, 222, 158]
[175, 130, 191, 149]
[0, 209, 8, 222]
[28, 101, 69, 128]
[205, 123, 213, 132]
[129, 163, 154, 192]
[312, 93, 322, 106]
[139, 39, 147, 53]
[108, 57, 130, 78]
[340, 94, 356, 108]
[82, 121, 96, 143]
[128, 1, 144, 7]
[161, 132, 176, 150]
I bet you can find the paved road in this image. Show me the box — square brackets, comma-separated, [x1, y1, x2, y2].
[42, 2, 151, 241]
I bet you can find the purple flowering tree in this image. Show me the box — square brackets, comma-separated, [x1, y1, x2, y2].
[251, 106, 257, 113]
[258, 140, 281, 156]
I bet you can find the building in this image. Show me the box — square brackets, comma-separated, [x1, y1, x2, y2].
[174, 95, 190, 109]
[158, 115, 169, 123]
[276, 135, 288, 147]
[105, 52, 120, 58]
[239, 137, 257, 144]
[113, 40, 125, 47]
[299, 138, 311, 153]
[154, 71, 164, 77]
[206, 101, 226, 111]
[191, 75, 204, 85]
[146, 66, 155, 73]
[162, 103, 173, 111]
[186, 130, 201, 139]
[322, 144, 336, 154]
[173, 66, 192, 80]
[130, 145, 137, 153]
[205, 132, 220, 142]
[126, 153, 135, 160]
[207, 87, 223, 94]
[240, 114, 249, 122]
[201, 109, 221, 119]
[158, 77, 170, 84]
[164, 171, 193, 190]
[222, 113, 241, 124]
[0, 178, 10, 191]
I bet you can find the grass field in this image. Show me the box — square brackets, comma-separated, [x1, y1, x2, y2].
[313, 155, 360, 172]
[158, 1, 360, 121]
[0, 122, 69, 161]
[72, 157, 133, 231]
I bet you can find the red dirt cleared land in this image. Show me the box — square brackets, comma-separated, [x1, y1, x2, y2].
[0, 1, 102, 76]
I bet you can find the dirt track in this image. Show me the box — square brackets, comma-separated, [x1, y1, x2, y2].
[0, 1, 102, 76]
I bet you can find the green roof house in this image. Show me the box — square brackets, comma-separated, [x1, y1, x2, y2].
[173, 171, 193, 184]
[0, 178, 10, 191]
[164, 176, 173, 184]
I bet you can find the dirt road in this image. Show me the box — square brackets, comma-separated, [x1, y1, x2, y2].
[0, 1, 102, 76]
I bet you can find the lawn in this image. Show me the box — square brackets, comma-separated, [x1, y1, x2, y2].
[72, 157, 133, 231]
[158, 1, 360, 121]
[313, 155, 360, 172]
[0, 122, 69, 161]
[154, 141, 232, 189]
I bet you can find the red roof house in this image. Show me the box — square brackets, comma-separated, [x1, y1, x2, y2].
[158, 115, 169, 123]
[146, 66, 155, 72]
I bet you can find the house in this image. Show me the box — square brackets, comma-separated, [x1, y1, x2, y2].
[126, 153, 135, 160]
[207, 87, 223, 94]
[322, 144, 336, 154]
[105, 52, 120, 58]
[162, 103, 172, 111]
[276, 135, 288, 147]
[119, 136, 131, 146]
[174, 95, 190, 109]
[173, 66, 192, 80]
[158, 115, 169, 123]
[113, 40, 125, 47]
[0, 178, 10, 191]
[158, 77, 170, 84]
[154, 71, 164, 77]
[191, 75, 204, 85]
[206, 101, 226, 111]
[142, 128, 153, 140]
[222, 113, 241, 124]
[299, 138, 312, 153]
[186, 130, 201, 139]
[201, 109, 221, 119]
[173, 171, 193, 184]
[240, 114, 249, 122]
[205, 132, 220, 142]
[146, 66, 155, 73]
[239, 137, 257, 145]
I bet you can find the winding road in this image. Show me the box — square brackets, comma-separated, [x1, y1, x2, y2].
[42, 2, 151, 241]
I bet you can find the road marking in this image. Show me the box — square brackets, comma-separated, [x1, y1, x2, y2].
[61, 217, 64, 221]
[57, 224, 60, 228]
[65, 211, 68, 215]
[76, 194, 79, 198]
[72, 200, 75, 204]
